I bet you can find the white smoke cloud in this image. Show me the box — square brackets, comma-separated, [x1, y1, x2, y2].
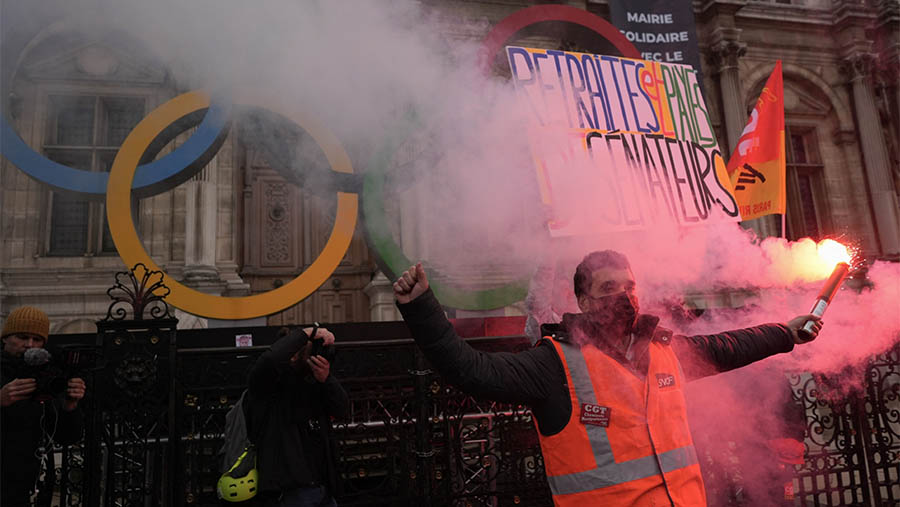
[83, 0, 897, 376]
[8, 1, 899, 499]
[10, 0, 897, 340]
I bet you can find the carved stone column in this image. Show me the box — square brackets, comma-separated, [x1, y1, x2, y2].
[874, 62, 900, 198]
[183, 167, 223, 287]
[707, 28, 747, 154]
[364, 271, 401, 321]
[842, 53, 900, 258]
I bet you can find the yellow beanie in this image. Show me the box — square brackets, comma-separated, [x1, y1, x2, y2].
[1, 306, 50, 340]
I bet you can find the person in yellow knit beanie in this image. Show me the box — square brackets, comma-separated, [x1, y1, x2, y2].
[1, 306, 50, 353]
[1, 306, 87, 506]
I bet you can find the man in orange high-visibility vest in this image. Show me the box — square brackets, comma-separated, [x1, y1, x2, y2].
[393, 251, 823, 507]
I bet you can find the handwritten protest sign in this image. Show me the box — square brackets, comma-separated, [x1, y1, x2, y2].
[507, 46, 740, 236]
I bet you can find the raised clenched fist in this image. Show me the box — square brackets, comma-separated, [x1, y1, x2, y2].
[393, 263, 429, 304]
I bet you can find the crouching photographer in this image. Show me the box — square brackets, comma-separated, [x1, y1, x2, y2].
[243, 324, 349, 506]
[1, 307, 86, 506]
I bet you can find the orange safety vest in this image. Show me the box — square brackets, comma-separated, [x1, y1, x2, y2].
[538, 334, 706, 506]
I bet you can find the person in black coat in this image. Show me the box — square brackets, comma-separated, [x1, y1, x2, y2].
[392, 251, 823, 441]
[246, 325, 349, 507]
[1, 306, 86, 506]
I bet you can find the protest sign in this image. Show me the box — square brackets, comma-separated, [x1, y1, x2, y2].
[507, 46, 740, 236]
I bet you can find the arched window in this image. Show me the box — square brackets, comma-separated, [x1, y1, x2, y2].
[784, 124, 829, 241]
[44, 94, 146, 255]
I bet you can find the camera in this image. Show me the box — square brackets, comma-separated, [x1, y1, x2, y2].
[309, 337, 336, 362]
[14, 347, 81, 398]
[307, 324, 336, 362]
[31, 365, 68, 397]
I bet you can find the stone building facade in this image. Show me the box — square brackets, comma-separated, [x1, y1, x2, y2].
[1, 0, 897, 332]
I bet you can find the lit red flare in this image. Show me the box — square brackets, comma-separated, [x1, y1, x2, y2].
[801, 240, 853, 337]
[816, 239, 852, 267]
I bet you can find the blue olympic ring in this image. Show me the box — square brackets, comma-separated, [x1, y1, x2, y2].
[1, 100, 230, 199]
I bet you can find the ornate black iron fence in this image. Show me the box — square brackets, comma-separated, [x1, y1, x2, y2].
[42, 328, 900, 506]
[32, 266, 900, 506]
[790, 345, 900, 506]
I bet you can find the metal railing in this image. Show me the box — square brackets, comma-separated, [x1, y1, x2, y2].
[29, 266, 900, 506]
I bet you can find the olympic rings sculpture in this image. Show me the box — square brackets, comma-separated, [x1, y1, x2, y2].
[1, 6, 640, 317]
[104, 91, 358, 319]
[2, 89, 357, 319]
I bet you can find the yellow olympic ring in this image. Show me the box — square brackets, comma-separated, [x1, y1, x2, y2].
[107, 90, 358, 319]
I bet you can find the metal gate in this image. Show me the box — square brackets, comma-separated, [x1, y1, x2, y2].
[790, 346, 900, 506]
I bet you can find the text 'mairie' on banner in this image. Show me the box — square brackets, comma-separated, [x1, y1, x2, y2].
[607, 0, 703, 73]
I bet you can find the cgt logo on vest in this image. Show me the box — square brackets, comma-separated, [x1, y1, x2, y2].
[656, 373, 677, 389]
[580, 403, 611, 427]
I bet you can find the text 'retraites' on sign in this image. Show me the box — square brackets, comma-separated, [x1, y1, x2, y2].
[506, 46, 740, 236]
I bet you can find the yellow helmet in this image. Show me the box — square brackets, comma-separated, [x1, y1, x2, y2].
[217, 447, 259, 502]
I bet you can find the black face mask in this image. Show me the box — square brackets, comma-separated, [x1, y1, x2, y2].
[584, 291, 638, 331]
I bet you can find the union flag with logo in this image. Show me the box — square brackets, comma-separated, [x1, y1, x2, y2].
[727, 61, 786, 220]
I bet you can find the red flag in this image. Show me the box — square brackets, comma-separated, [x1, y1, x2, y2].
[727, 61, 785, 220]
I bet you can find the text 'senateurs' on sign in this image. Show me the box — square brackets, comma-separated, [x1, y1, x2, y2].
[507, 46, 740, 236]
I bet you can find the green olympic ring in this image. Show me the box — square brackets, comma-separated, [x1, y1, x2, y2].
[362, 6, 641, 310]
[362, 116, 529, 310]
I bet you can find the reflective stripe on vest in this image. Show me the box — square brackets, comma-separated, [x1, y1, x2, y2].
[547, 340, 699, 496]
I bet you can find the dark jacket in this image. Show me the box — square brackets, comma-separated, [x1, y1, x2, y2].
[246, 330, 350, 495]
[397, 288, 795, 436]
[1, 351, 84, 505]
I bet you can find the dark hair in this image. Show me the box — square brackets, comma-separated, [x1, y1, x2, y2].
[573, 250, 631, 298]
[276, 327, 292, 339]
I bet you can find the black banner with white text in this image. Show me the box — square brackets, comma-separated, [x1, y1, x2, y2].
[608, 0, 703, 74]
